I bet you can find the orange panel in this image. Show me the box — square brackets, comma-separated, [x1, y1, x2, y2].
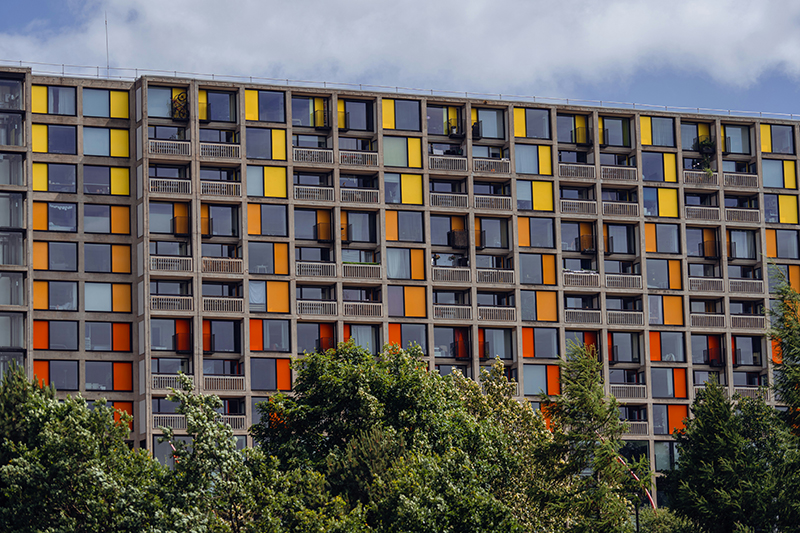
[773, 339, 783, 364]
[451, 216, 465, 231]
[388, 323, 402, 346]
[33, 242, 48, 270]
[579, 223, 592, 238]
[536, 291, 558, 321]
[475, 217, 481, 234]
[276, 359, 292, 390]
[518, 217, 530, 247]
[386, 211, 398, 241]
[112, 323, 131, 351]
[585, 331, 597, 351]
[674, 368, 687, 398]
[33, 281, 48, 310]
[702, 229, 715, 248]
[250, 319, 264, 351]
[112, 284, 131, 313]
[176, 319, 191, 352]
[273, 243, 289, 275]
[33, 321, 49, 350]
[478, 328, 485, 357]
[708, 335, 721, 365]
[112, 245, 131, 274]
[248, 204, 262, 235]
[317, 210, 331, 241]
[766, 229, 777, 258]
[668, 260, 681, 290]
[33, 202, 48, 231]
[522, 327, 534, 358]
[267, 281, 290, 313]
[790, 265, 800, 292]
[668, 404, 688, 434]
[644, 223, 656, 253]
[546, 365, 560, 395]
[343, 324, 351, 341]
[649, 331, 661, 361]
[33, 360, 49, 387]
[319, 323, 335, 349]
[203, 320, 211, 352]
[200, 205, 210, 235]
[603, 224, 609, 250]
[608, 333, 613, 361]
[113, 362, 133, 391]
[410, 248, 425, 280]
[113, 401, 133, 430]
[404, 286, 427, 317]
[542, 255, 556, 285]
[663, 296, 683, 325]
[173, 202, 188, 218]
[110, 205, 130, 234]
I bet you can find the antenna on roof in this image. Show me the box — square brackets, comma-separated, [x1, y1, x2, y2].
[105, 11, 110, 77]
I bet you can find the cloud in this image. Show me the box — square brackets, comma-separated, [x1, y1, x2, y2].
[1, 0, 800, 100]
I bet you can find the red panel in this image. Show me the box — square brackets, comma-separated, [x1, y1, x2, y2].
[113, 362, 133, 391]
[250, 319, 263, 352]
[176, 319, 191, 352]
[276, 359, 291, 391]
[33, 321, 49, 350]
[668, 404, 688, 434]
[202, 320, 211, 352]
[608, 333, 613, 361]
[649, 331, 661, 361]
[546, 365, 560, 395]
[343, 324, 351, 341]
[33, 360, 49, 387]
[388, 323, 402, 346]
[673, 368, 687, 398]
[112, 323, 131, 352]
[522, 327, 534, 358]
[113, 401, 133, 430]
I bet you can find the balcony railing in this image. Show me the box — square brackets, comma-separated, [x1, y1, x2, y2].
[432, 266, 471, 283]
[430, 192, 469, 208]
[149, 177, 192, 195]
[565, 309, 602, 324]
[560, 199, 598, 215]
[683, 170, 719, 186]
[731, 316, 766, 329]
[293, 147, 334, 164]
[343, 302, 383, 318]
[150, 256, 193, 273]
[606, 310, 644, 326]
[297, 300, 337, 316]
[219, 415, 247, 430]
[477, 306, 516, 322]
[152, 374, 193, 390]
[623, 421, 649, 436]
[694, 385, 729, 399]
[199, 142, 240, 159]
[476, 269, 514, 284]
[691, 313, 725, 328]
[601, 166, 637, 181]
[725, 208, 760, 223]
[559, 163, 595, 179]
[474, 195, 512, 210]
[202, 257, 243, 274]
[432, 304, 472, 320]
[294, 185, 335, 202]
[689, 277, 724, 292]
[729, 279, 763, 294]
[605, 274, 642, 290]
[150, 295, 193, 312]
[148, 139, 191, 157]
[723, 172, 759, 188]
[340, 150, 378, 166]
[296, 261, 336, 277]
[473, 157, 511, 174]
[201, 180, 241, 197]
[563, 271, 600, 288]
[340, 188, 379, 204]
[204, 375, 245, 391]
[610, 384, 647, 400]
[734, 388, 769, 400]
[685, 206, 720, 221]
[429, 155, 468, 172]
[342, 263, 381, 279]
[203, 297, 244, 314]
[153, 414, 187, 430]
[602, 201, 639, 217]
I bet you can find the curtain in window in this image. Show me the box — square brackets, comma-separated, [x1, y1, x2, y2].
[249, 281, 266, 312]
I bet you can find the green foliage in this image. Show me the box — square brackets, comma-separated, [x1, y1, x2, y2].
[638, 507, 696, 533]
[770, 276, 800, 432]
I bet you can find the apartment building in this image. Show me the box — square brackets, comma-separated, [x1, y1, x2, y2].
[0, 66, 793, 495]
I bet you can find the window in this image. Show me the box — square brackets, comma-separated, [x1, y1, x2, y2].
[599, 117, 631, 147]
[388, 323, 427, 354]
[382, 99, 420, 131]
[521, 327, 559, 358]
[514, 108, 550, 139]
[149, 125, 187, 140]
[385, 211, 422, 243]
[523, 364, 559, 396]
[653, 404, 688, 435]
[761, 124, 794, 154]
[251, 358, 291, 391]
[84, 166, 130, 195]
[646, 259, 681, 289]
[151, 319, 192, 352]
[520, 290, 558, 321]
[0, 153, 24, 186]
[85, 361, 133, 391]
[147, 86, 187, 119]
[245, 89, 285, 123]
[292, 134, 327, 148]
[641, 152, 677, 182]
[387, 285, 426, 318]
[33, 280, 77, 311]
[0, 232, 24, 266]
[246, 128, 286, 160]
[387, 248, 426, 280]
[561, 222, 595, 252]
[0, 114, 23, 146]
[31, 163, 76, 193]
[649, 295, 683, 326]
[480, 328, 514, 360]
[247, 204, 288, 237]
[250, 319, 290, 352]
[83, 88, 129, 118]
[295, 209, 332, 241]
[728, 229, 758, 259]
[519, 254, 556, 285]
[339, 99, 373, 131]
[515, 144, 552, 175]
[0, 194, 22, 230]
[722, 124, 750, 154]
[644, 223, 680, 253]
[200, 204, 238, 237]
[32, 320, 79, 351]
[433, 327, 470, 358]
[33, 241, 77, 272]
[296, 323, 336, 354]
[557, 114, 590, 144]
[764, 194, 799, 223]
[642, 187, 678, 217]
[291, 95, 329, 128]
[249, 242, 289, 275]
[383, 136, 422, 168]
[473, 108, 505, 139]
[640, 116, 675, 147]
[151, 358, 192, 375]
[202, 320, 240, 353]
[83, 127, 129, 158]
[84, 204, 130, 234]
[650, 331, 685, 362]
[384, 173, 423, 204]
[430, 215, 466, 246]
[31, 202, 77, 233]
[651, 368, 687, 398]
[199, 90, 236, 122]
[477, 217, 508, 248]
[32, 85, 76, 115]
[685, 228, 718, 258]
[605, 224, 636, 254]
[32, 124, 76, 154]
[84, 243, 131, 274]
[0, 79, 22, 111]
[517, 217, 555, 248]
[762, 159, 796, 189]
[516, 181, 554, 211]
[344, 324, 381, 355]
[766, 229, 799, 259]
[84, 283, 131, 313]
[609, 332, 640, 363]
[33, 360, 78, 390]
[690, 334, 724, 366]
[681, 122, 712, 151]
[248, 280, 290, 314]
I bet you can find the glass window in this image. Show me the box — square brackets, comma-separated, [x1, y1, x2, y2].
[515, 144, 539, 174]
[85, 361, 114, 390]
[397, 211, 423, 243]
[246, 128, 271, 159]
[291, 97, 315, 127]
[49, 360, 78, 390]
[0, 153, 24, 186]
[261, 205, 287, 236]
[0, 79, 23, 110]
[83, 88, 110, 117]
[647, 259, 670, 289]
[207, 91, 235, 122]
[48, 125, 76, 154]
[642, 152, 665, 181]
[47, 242, 77, 271]
[523, 365, 547, 395]
[47, 281, 78, 311]
[46, 86, 77, 115]
[387, 248, 411, 279]
[611, 332, 640, 362]
[40, 164, 76, 193]
[401, 324, 427, 354]
[655, 224, 680, 253]
[763, 159, 784, 188]
[83, 127, 110, 156]
[85, 243, 111, 273]
[769, 125, 794, 154]
[43, 320, 79, 350]
[476, 109, 504, 139]
[776, 230, 799, 259]
[660, 332, 685, 362]
[525, 109, 550, 139]
[724, 125, 750, 154]
[264, 320, 290, 352]
[147, 87, 172, 118]
[259, 91, 285, 123]
[480, 218, 508, 248]
[84, 204, 111, 233]
[529, 218, 555, 248]
[483, 328, 513, 360]
[650, 117, 675, 147]
[651, 368, 674, 398]
[85, 283, 112, 312]
[602, 117, 630, 147]
[383, 137, 408, 167]
[0, 114, 23, 146]
[729, 230, 757, 259]
[394, 100, 420, 131]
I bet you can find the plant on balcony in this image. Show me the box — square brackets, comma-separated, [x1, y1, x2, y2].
[698, 138, 716, 178]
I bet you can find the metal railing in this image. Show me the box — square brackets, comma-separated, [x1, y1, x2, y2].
[689, 277, 724, 292]
[342, 263, 381, 279]
[725, 208, 760, 223]
[152, 374, 193, 390]
[296, 261, 336, 277]
[148, 139, 191, 157]
[605, 274, 642, 290]
[432, 266, 471, 283]
[683, 170, 719, 185]
[430, 192, 469, 208]
[219, 415, 247, 430]
[474, 195, 512, 210]
[293, 147, 334, 164]
[601, 166, 637, 181]
[149, 177, 192, 194]
[202, 257, 244, 274]
[560, 199, 598, 215]
[202, 297, 244, 313]
[200, 142, 240, 159]
[559, 163, 595, 179]
[476, 269, 514, 284]
[731, 316, 766, 329]
[150, 295, 193, 312]
[340, 150, 378, 166]
[340, 188, 380, 204]
[610, 384, 647, 400]
[602, 201, 639, 217]
[624, 421, 649, 436]
[432, 304, 472, 320]
[150, 256, 193, 273]
[473, 157, 511, 173]
[685, 206, 720, 221]
[153, 414, 186, 430]
[565, 309, 602, 324]
[297, 300, 337, 316]
[734, 388, 769, 400]
[294, 185, 335, 201]
[343, 302, 383, 318]
[477, 306, 516, 321]
[429, 155, 468, 172]
[201, 180, 241, 197]
[691, 314, 726, 328]
[723, 173, 759, 188]
[606, 310, 644, 326]
[729, 279, 764, 294]
[204, 375, 245, 391]
[563, 271, 600, 288]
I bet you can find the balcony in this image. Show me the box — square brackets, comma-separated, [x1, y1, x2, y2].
[429, 155, 468, 172]
[150, 295, 194, 312]
[563, 271, 600, 288]
[296, 261, 336, 278]
[343, 302, 382, 318]
[690, 314, 725, 328]
[148, 177, 192, 195]
[560, 199, 598, 215]
[476, 269, 514, 284]
[432, 304, 472, 320]
[623, 421, 649, 437]
[473, 157, 511, 174]
[723, 172, 759, 189]
[477, 306, 516, 322]
[569, 234, 596, 254]
[341, 188, 379, 204]
[201, 180, 241, 197]
[693, 385, 729, 400]
[725, 208, 760, 223]
[688, 277, 723, 292]
[430, 192, 469, 209]
[293, 147, 334, 164]
[202, 297, 244, 314]
[605, 274, 642, 290]
[601, 166, 637, 181]
[610, 384, 647, 400]
[565, 309, 602, 325]
[558, 163, 595, 180]
[730, 316, 766, 330]
[294, 185, 335, 202]
[201, 257, 244, 275]
[685, 206, 720, 221]
[340, 150, 378, 167]
[204, 375, 245, 392]
[219, 415, 247, 430]
[152, 374, 193, 391]
[474, 194, 512, 211]
[683, 170, 719, 186]
[297, 300, 337, 316]
[734, 388, 769, 401]
[342, 263, 381, 279]
[199, 142, 240, 159]
[148, 139, 191, 157]
[153, 414, 187, 430]
[729, 279, 764, 294]
[602, 201, 639, 217]
[432, 266, 471, 283]
[150, 256, 193, 273]
[606, 310, 644, 326]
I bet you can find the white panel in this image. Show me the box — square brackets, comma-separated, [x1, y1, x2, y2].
[139, 359, 145, 395]
[135, 87, 142, 122]
[139, 320, 145, 355]
[136, 125, 142, 160]
[137, 281, 144, 316]
[137, 241, 144, 277]
[137, 203, 143, 238]
[138, 399, 146, 435]
[136, 165, 143, 199]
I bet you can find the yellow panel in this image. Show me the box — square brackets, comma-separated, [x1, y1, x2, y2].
[404, 286, 426, 317]
[784, 160, 797, 189]
[110, 167, 130, 196]
[33, 242, 48, 270]
[760, 124, 772, 153]
[407, 138, 422, 168]
[248, 204, 262, 235]
[172, 88, 185, 99]
[112, 284, 131, 313]
[575, 115, 587, 143]
[720, 125, 725, 147]
[266, 281, 290, 313]
[537, 145, 552, 175]
[111, 245, 131, 273]
[536, 291, 558, 322]
[668, 260, 681, 289]
[32, 124, 48, 153]
[663, 296, 683, 325]
[271, 129, 286, 160]
[766, 229, 777, 258]
[109, 91, 129, 119]
[542, 255, 556, 285]
[663, 153, 677, 182]
[198, 89, 208, 120]
[386, 211, 398, 241]
[273, 243, 289, 275]
[471, 108, 477, 125]
[698, 123, 710, 138]
[657, 188, 678, 217]
[645, 223, 656, 253]
[337, 100, 345, 126]
[598, 117, 604, 145]
[579, 223, 592, 238]
[451, 216, 464, 231]
[518, 217, 530, 247]
[779, 195, 799, 224]
[110, 206, 130, 234]
[448, 106, 457, 127]
[245, 90, 258, 121]
[32, 163, 47, 191]
[400, 174, 423, 204]
[109, 129, 129, 158]
[314, 97, 324, 114]
[640, 116, 652, 145]
[33, 281, 47, 310]
[410, 249, 425, 280]
[264, 166, 287, 198]
[32, 85, 48, 114]
[532, 181, 553, 211]
[514, 108, 526, 138]
[382, 99, 395, 130]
